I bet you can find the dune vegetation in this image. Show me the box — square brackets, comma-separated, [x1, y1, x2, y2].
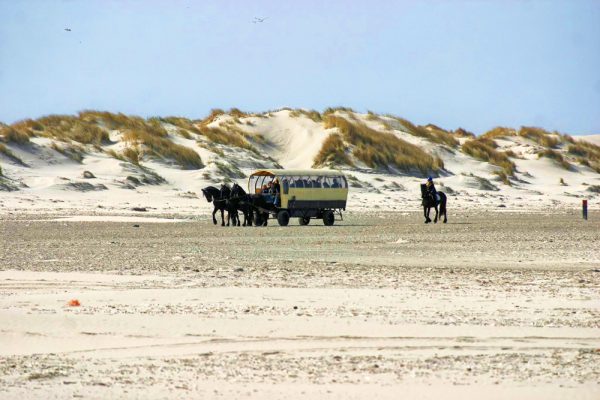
[198, 126, 256, 152]
[122, 128, 203, 169]
[0, 125, 32, 144]
[50, 142, 85, 163]
[567, 141, 600, 172]
[452, 127, 476, 138]
[315, 115, 444, 174]
[0, 143, 27, 166]
[0, 111, 204, 170]
[1, 108, 598, 183]
[519, 127, 561, 148]
[388, 116, 459, 148]
[482, 126, 574, 149]
[159, 116, 202, 136]
[461, 138, 516, 177]
[481, 127, 517, 140]
[323, 106, 355, 116]
[313, 134, 353, 167]
[289, 109, 322, 122]
[537, 149, 572, 170]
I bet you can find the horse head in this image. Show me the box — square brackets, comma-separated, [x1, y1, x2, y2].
[231, 183, 246, 198]
[219, 183, 232, 200]
[420, 183, 428, 199]
[201, 188, 212, 203]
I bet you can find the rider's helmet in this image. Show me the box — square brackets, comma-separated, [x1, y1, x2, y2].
[427, 176, 433, 182]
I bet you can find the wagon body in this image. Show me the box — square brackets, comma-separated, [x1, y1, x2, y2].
[248, 169, 348, 226]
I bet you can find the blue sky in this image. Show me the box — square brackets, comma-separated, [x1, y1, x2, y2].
[1, 0, 599, 135]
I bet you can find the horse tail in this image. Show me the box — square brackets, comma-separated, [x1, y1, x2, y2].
[439, 192, 447, 221]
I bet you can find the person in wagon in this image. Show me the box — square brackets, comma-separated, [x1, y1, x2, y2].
[425, 176, 440, 203]
[272, 178, 281, 206]
[262, 181, 275, 204]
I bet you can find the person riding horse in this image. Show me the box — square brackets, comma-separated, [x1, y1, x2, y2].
[421, 177, 447, 224]
[425, 176, 439, 204]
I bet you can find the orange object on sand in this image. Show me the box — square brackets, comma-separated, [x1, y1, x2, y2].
[67, 299, 81, 307]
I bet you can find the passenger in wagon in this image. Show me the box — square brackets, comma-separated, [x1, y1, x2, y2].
[272, 179, 281, 206]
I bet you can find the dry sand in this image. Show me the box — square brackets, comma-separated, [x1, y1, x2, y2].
[0, 211, 599, 399]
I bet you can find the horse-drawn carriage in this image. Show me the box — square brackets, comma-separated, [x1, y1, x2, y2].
[247, 169, 349, 226]
[201, 169, 349, 227]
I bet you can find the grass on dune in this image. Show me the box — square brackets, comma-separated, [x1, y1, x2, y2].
[0, 126, 32, 144]
[0, 143, 27, 166]
[313, 134, 353, 167]
[158, 116, 202, 136]
[122, 146, 141, 165]
[567, 141, 600, 172]
[35, 114, 111, 144]
[323, 106, 355, 116]
[35, 111, 202, 169]
[482, 126, 569, 149]
[289, 109, 322, 122]
[315, 115, 444, 174]
[461, 138, 516, 177]
[389, 116, 459, 148]
[537, 149, 572, 170]
[50, 142, 85, 163]
[201, 109, 225, 125]
[453, 127, 476, 138]
[122, 129, 203, 169]
[481, 127, 517, 140]
[199, 126, 255, 152]
[78, 111, 165, 135]
[518, 126, 560, 148]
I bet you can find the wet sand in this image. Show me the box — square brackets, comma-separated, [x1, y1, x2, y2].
[1, 211, 599, 399]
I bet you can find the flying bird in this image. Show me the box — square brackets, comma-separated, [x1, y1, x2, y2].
[64, 28, 71, 32]
[252, 17, 267, 24]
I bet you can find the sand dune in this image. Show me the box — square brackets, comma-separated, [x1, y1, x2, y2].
[1, 109, 599, 215]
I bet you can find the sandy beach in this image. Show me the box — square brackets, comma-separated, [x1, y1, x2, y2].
[1, 211, 599, 399]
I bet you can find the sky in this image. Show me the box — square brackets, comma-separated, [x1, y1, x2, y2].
[0, 0, 599, 135]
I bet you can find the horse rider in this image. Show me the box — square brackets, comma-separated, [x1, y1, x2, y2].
[426, 176, 440, 203]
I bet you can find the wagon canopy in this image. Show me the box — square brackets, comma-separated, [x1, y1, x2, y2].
[250, 169, 345, 177]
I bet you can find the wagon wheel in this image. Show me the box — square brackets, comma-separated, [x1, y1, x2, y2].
[298, 217, 310, 226]
[322, 210, 335, 226]
[277, 210, 290, 226]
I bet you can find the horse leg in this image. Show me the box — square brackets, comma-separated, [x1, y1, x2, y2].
[220, 209, 225, 226]
[248, 209, 254, 226]
[442, 202, 448, 223]
[424, 207, 431, 223]
[434, 205, 439, 223]
[212, 208, 217, 225]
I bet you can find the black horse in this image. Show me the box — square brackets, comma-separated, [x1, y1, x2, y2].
[201, 185, 236, 226]
[421, 183, 447, 224]
[220, 184, 240, 226]
[229, 183, 253, 226]
[246, 193, 271, 226]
